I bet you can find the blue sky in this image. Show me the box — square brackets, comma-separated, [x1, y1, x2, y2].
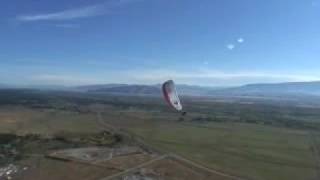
[1, 0, 320, 86]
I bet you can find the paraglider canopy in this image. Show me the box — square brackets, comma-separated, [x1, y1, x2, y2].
[162, 80, 183, 111]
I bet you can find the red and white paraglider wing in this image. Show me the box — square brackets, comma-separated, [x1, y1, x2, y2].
[162, 80, 183, 111]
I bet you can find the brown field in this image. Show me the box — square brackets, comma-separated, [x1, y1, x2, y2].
[0, 106, 100, 135]
[114, 156, 237, 180]
[16, 157, 119, 180]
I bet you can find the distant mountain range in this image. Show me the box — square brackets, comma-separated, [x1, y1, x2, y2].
[76, 84, 218, 96]
[2, 81, 320, 97]
[76, 81, 320, 97]
[212, 81, 320, 96]
[89, 85, 160, 95]
[75, 84, 129, 92]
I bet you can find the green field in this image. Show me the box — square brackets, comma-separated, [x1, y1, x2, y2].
[97, 96, 320, 180]
[0, 90, 320, 180]
[125, 122, 318, 180]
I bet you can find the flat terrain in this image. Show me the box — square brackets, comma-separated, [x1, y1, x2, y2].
[96, 96, 320, 180]
[114, 157, 236, 180]
[16, 157, 118, 180]
[127, 122, 318, 180]
[0, 107, 100, 135]
[0, 90, 320, 179]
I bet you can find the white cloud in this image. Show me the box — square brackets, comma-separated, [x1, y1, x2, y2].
[226, 44, 235, 50]
[17, 4, 106, 21]
[237, 38, 244, 43]
[16, 0, 141, 22]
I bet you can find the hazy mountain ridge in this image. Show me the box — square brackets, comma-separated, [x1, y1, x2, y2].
[81, 81, 320, 97]
[90, 85, 161, 95]
[75, 84, 129, 92]
[212, 81, 320, 96]
[2, 81, 320, 97]
[78, 84, 218, 96]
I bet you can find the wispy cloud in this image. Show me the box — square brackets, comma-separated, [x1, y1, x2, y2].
[237, 38, 244, 43]
[203, 61, 209, 65]
[226, 44, 235, 50]
[16, 0, 140, 22]
[17, 4, 106, 22]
